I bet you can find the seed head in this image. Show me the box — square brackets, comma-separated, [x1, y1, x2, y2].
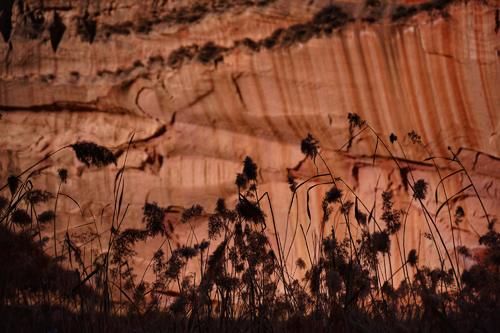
[58, 168, 68, 183]
[381, 190, 402, 233]
[71, 141, 116, 167]
[408, 130, 422, 144]
[382, 190, 394, 210]
[296, 258, 306, 270]
[11, 208, 31, 226]
[325, 186, 343, 204]
[7, 175, 19, 196]
[38, 210, 56, 224]
[301, 133, 319, 160]
[371, 231, 390, 253]
[457, 246, 471, 258]
[243, 156, 258, 181]
[347, 112, 365, 128]
[407, 249, 418, 266]
[381, 210, 402, 234]
[26, 190, 53, 205]
[208, 214, 224, 240]
[235, 173, 248, 189]
[195, 240, 210, 251]
[389, 133, 398, 144]
[165, 253, 183, 279]
[143, 202, 165, 236]
[478, 230, 500, 248]
[413, 179, 428, 200]
[236, 197, 265, 225]
[178, 246, 198, 259]
[181, 204, 203, 223]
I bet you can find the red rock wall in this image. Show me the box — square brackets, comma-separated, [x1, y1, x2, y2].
[0, 0, 498, 279]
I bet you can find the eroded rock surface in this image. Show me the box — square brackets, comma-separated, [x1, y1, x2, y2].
[0, 0, 498, 277]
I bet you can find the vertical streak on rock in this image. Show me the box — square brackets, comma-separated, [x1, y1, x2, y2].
[338, 30, 364, 133]
[430, 29, 454, 154]
[408, 26, 433, 144]
[274, 49, 297, 137]
[248, 52, 279, 142]
[358, 28, 384, 133]
[227, 71, 246, 137]
[261, 51, 284, 142]
[368, 27, 398, 136]
[474, 3, 498, 139]
[350, 27, 382, 132]
[325, 35, 347, 128]
[397, 27, 423, 140]
[411, 25, 433, 145]
[367, 27, 392, 134]
[270, 47, 302, 141]
[384, 25, 407, 137]
[209, 76, 230, 161]
[300, 39, 323, 133]
[443, 20, 473, 148]
[417, 24, 444, 149]
[414, 23, 442, 147]
[286, 47, 311, 138]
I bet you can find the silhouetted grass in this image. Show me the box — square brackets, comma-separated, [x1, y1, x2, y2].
[0, 116, 498, 332]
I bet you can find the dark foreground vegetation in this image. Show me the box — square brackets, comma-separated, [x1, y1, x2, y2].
[0, 114, 498, 332]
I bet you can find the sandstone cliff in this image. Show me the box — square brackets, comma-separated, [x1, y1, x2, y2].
[0, 0, 498, 276]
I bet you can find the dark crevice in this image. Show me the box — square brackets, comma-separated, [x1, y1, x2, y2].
[0, 102, 98, 113]
[472, 152, 480, 171]
[134, 86, 150, 117]
[181, 85, 215, 111]
[132, 125, 167, 145]
[113, 125, 167, 158]
[231, 73, 247, 111]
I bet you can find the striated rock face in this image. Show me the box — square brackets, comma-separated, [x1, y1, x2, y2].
[0, 0, 499, 277]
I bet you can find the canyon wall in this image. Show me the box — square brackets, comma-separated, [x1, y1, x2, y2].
[0, 0, 499, 278]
